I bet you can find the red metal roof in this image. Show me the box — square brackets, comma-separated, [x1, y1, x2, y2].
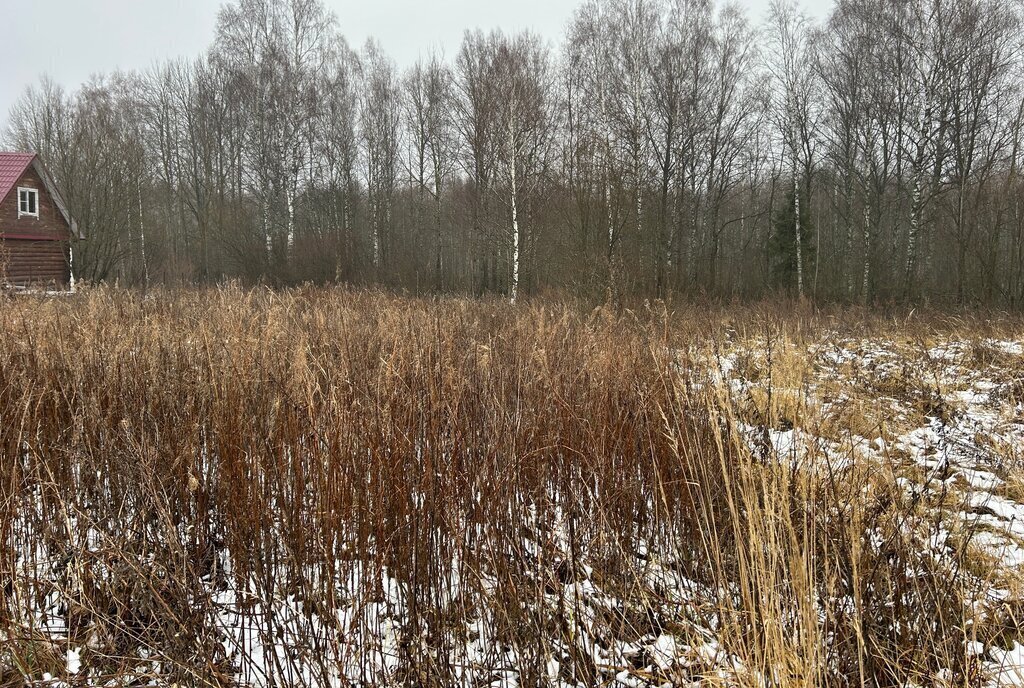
[0, 152, 38, 206]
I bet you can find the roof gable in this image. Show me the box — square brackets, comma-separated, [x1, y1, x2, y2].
[0, 152, 81, 239]
[0, 153, 36, 205]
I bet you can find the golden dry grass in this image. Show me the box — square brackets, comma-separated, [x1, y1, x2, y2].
[0, 286, 1021, 686]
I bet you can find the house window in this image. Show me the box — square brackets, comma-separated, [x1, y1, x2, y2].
[18, 187, 39, 218]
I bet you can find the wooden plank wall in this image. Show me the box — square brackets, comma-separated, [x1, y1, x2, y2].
[0, 239, 71, 287]
[0, 165, 73, 288]
[0, 167, 70, 240]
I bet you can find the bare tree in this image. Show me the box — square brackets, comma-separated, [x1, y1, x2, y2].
[766, 0, 820, 298]
[5, 0, 1024, 305]
[361, 40, 401, 273]
[403, 54, 458, 288]
[213, 0, 337, 275]
[490, 32, 557, 303]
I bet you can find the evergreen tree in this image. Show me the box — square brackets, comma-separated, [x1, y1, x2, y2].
[769, 189, 814, 291]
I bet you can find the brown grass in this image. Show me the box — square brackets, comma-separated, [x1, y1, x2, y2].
[0, 286, 1020, 686]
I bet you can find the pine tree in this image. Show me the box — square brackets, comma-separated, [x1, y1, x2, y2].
[769, 189, 815, 292]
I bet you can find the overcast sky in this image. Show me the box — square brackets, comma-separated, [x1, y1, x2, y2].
[0, 0, 830, 139]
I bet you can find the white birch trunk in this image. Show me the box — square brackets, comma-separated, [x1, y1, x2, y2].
[605, 145, 614, 256]
[846, 187, 855, 297]
[286, 186, 295, 257]
[263, 201, 272, 260]
[862, 203, 871, 302]
[635, 147, 643, 259]
[509, 107, 520, 305]
[907, 176, 922, 288]
[510, 178, 520, 305]
[372, 210, 381, 269]
[794, 162, 804, 299]
[137, 177, 149, 287]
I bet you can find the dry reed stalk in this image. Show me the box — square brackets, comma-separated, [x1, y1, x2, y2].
[0, 286, 1020, 686]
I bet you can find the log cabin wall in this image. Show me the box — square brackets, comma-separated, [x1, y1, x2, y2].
[0, 165, 72, 287]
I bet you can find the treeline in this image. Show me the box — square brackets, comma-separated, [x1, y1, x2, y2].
[5, 0, 1024, 304]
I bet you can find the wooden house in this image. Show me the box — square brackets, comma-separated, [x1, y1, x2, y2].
[0, 152, 81, 289]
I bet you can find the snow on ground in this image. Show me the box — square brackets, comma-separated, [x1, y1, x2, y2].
[4, 332, 1023, 686]
[714, 332, 1024, 685]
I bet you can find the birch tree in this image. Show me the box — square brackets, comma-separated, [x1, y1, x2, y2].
[403, 54, 458, 288]
[361, 40, 401, 273]
[492, 32, 557, 303]
[766, 0, 819, 298]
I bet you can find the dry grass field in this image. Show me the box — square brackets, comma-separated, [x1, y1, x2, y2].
[1, 287, 1023, 687]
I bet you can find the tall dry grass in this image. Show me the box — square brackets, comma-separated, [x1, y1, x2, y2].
[0, 286, 1018, 686]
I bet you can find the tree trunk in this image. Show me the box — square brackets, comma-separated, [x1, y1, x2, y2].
[862, 203, 871, 305]
[794, 162, 804, 299]
[509, 106, 520, 305]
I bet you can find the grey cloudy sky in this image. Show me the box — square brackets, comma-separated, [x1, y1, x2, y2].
[0, 0, 829, 138]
